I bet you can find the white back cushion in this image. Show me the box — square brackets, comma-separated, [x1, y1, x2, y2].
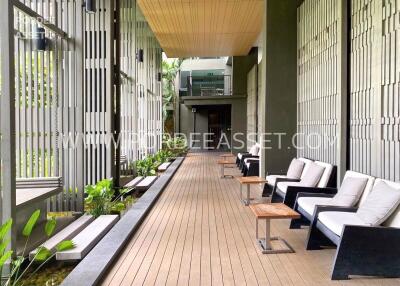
[343, 171, 375, 205]
[330, 177, 368, 207]
[315, 161, 334, 187]
[300, 162, 325, 187]
[286, 159, 305, 179]
[357, 180, 400, 226]
[379, 180, 400, 228]
[249, 144, 260, 156]
[298, 158, 313, 179]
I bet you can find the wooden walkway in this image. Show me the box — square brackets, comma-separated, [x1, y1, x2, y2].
[102, 153, 400, 286]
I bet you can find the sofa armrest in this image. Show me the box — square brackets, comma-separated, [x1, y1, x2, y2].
[284, 187, 338, 209]
[332, 225, 400, 280]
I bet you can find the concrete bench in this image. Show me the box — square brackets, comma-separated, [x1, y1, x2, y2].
[124, 176, 143, 189]
[56, 215, 119, 261]
[158, 162, 171, 172]
[29, 215, 94, 260]
[135, 176, 157, 191]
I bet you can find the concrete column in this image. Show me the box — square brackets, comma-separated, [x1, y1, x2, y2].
[260, 0, 298, 177]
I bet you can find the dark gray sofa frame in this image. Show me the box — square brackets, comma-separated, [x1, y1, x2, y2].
[270, 166, 337, 209]
[306, 205, 400, 280]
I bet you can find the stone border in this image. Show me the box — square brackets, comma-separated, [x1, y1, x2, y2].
[61, 157, 185, 286]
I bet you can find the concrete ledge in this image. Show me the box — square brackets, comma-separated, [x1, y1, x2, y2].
[61, 157, 185, 286]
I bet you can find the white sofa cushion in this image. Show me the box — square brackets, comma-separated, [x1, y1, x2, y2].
[330, 177, 368, 206]
[380, 180, 400, 228]
[297, 197, 334, 215]
[357, 181, 400, 226]
[246, 162, 250, 169]
[238, 153, 244, 160]
[318, 211, 369, 237]
[249, 144, 260, 156]
[298, 158, 313, 179]
[266, 175, 287, 187]
[286, 159, 305, 179]
[301, 162, 325, 187]
[342, 171, 375, 205]
[314, 161, 334, 188]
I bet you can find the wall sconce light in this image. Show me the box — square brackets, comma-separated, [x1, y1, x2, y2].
[85, 0, 96, 14]
[34, 27, 46, 51]
[136, 49, 144, 63]
[157, 72, 162, 82]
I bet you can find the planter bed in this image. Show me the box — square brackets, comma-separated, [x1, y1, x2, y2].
[61, 157, 184, 286]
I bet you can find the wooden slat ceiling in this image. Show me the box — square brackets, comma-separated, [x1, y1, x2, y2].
[137, 0, 264, 58]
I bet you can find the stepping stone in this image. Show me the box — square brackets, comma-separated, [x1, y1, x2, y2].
[56, 215, 119, 261]
[29, 215, 94, 260]
[135, 176, 157, 191]
[158, 162, 171, 172]
[124, 176, 143, 189]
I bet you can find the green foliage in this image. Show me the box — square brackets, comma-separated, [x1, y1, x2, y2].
[162, 136, 189, 157]
[55, 240, 75, 252]
[22, 210, 41, 237]
[0, 211, 75, 286]
[84, 179, 130, 217]
[135, 149, 176, 177]
[162, 59, 183, 133]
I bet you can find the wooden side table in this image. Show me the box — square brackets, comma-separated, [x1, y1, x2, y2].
[235, 176, 267, 206]
[219, 153, 235, 160]
[217, 160, 236, 178]
[250, 203, 300, 254]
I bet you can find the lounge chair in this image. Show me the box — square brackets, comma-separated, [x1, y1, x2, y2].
[236, 143, 260, 169]
[262, 158, 313, 197]
[306, 179, 400, 280]
[271, 161, 336, 208]
[242, 157, 260, 177]
[290, 171, 375, 228]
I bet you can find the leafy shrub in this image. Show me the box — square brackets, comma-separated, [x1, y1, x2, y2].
[162, 137, 189, 157]
[0, 211, 75, 286]
[84, 179, 129, 217]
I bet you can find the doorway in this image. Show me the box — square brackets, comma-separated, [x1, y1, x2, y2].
[207, 105, 231, 151]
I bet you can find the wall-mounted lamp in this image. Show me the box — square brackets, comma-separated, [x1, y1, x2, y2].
[136, 49, 144, 63]
[84, 0, 96, 14]
[157, 72, 162, 82]
[33, 27, 47, 51]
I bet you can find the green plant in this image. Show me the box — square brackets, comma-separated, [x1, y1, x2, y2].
[84, 179, 129, 217]
[136, 155, 157, 177]
[0, 211, 75, 286]
[162, 136, 189, 157]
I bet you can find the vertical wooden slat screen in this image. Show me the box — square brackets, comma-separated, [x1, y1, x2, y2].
[84, 0, 115, 185]
[120, 0, 137, 172]
[349, 0, 375, 176]
[349, 0, 400, 180]
[381, 0, 400, 181]
[247, 65, 258, 145]
[135, 6, 162, 160]
[297, 0, 339, 165]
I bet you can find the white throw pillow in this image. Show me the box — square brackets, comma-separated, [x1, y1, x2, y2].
[286, 159, 305, 179]
[357, 181, 400, 226]
[330, 177, 368, 207]
[300, 162, 325, 187]
[249, 145, 260, 156]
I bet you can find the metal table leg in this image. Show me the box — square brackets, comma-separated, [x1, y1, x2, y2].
[240, 184, 251, 206]
[256, 218, 296, 254]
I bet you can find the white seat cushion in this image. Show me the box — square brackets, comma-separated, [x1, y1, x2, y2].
[246, 162, 250, 169]
[276, 181, 304, 194]
[298, 158, 313, 179]
[266, 175, 287, 187]
[330, 176, 368, 206]
[244, 158, 259, 164]
[238, 153, 244, 160]
[356, 181, 400, 226]
[286, 159, 305, 179]
[318, 211, 369, 237]
[297, 197, 334, 215]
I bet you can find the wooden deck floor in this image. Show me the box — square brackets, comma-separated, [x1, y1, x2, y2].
[103, 153, 400, 286]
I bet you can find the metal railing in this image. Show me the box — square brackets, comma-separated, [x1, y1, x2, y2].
[185, 75, 232, 97]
